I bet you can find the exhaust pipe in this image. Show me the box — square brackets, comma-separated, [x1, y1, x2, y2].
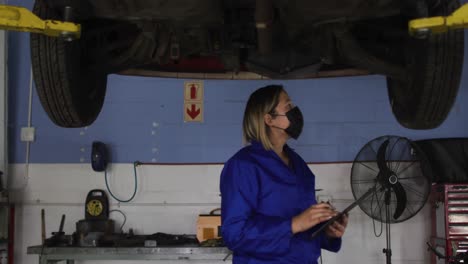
[255, 0, 273, 55]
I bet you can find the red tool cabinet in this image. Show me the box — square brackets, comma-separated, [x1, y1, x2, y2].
[430, 184, 468, 264]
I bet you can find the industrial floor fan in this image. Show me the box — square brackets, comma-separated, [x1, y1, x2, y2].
[350, 135, 432, 264]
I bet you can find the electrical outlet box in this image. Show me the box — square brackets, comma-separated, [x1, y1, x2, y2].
[317, 195, 333, 203]
[20, 127, 35, 142]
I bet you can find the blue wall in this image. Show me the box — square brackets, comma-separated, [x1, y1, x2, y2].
[7, 0, 468, 164]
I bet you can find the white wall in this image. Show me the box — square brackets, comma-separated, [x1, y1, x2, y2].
[9, 163, 432, 264]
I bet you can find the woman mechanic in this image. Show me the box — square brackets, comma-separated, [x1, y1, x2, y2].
[220, 84, 348, 264]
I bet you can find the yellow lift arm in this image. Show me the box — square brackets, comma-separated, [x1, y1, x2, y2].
[0, 4, 80, 39]
[409, 3, 468, 36]
[0, 3, 465, 40]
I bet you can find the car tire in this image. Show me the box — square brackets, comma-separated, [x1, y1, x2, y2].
[30, 0, 107, 128]
[387, 0, 464, 129]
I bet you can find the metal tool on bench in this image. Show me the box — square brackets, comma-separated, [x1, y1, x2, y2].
[44, 213, 73, 246]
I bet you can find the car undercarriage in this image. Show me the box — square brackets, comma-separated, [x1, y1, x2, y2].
[29, 0, 464, 129]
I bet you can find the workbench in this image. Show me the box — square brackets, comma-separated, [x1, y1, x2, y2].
[27, 245, 232, 264]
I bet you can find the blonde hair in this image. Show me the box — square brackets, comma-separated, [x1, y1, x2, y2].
[243, 85, 284, 150]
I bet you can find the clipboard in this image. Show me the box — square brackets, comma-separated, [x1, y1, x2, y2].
[310, 187, 376, 239]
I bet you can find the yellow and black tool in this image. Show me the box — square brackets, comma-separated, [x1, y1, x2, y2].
[0, 4, 80, 39]
[409, 3, 468, 37]
[76, 190, 115, 247]
[85, 189, 109, 220]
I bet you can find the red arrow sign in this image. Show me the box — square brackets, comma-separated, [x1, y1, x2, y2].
[190, 84, 197, 99]
[186, 104, 201, 119]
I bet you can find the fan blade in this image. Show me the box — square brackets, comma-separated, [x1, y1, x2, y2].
[392, 182, 407, 220]
[377, 140, 390, 172]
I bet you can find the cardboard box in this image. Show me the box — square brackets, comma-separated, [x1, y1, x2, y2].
[197, 210, 221, 242]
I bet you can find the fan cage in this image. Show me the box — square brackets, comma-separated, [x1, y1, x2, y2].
[350, 135, 432, 223]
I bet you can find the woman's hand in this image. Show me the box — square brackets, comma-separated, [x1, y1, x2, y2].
[325, 213, 348, 238]
[291, 203, 336, 234]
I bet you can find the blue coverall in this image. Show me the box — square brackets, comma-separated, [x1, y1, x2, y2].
[220, 141, 341, 264]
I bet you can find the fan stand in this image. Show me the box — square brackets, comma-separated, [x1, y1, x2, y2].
[383, 190, 392, 264]
[351, 136, 431, 264]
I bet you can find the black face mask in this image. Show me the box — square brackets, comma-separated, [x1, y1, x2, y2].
[284, 106, 304, 139]
[272, 106, 304, 139]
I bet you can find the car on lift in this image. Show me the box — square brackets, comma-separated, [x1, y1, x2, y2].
[30, 0, 464, 129]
